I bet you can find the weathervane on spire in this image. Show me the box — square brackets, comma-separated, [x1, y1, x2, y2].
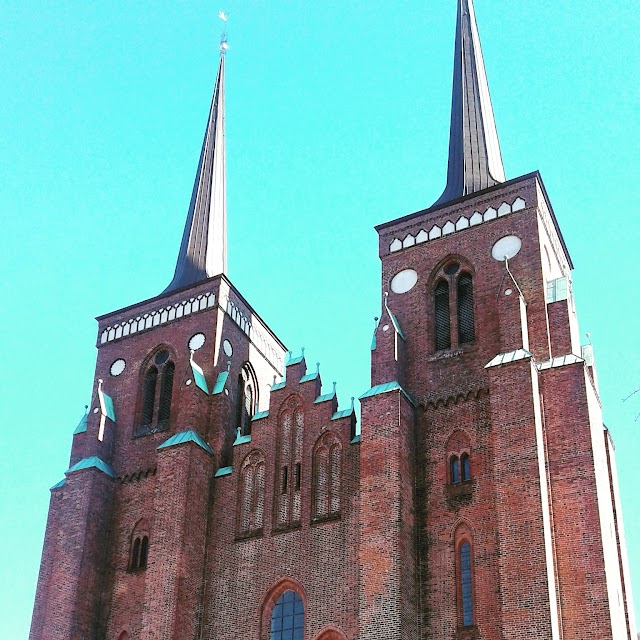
[218, 10, 229, 53]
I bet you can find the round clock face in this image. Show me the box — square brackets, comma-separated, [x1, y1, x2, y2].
[491, 235, 522, 261]
[188, 333, 206, 351]
[390, 269, 418, 294]
[223, 339, 233, 357]
[109, 359, 126, 376]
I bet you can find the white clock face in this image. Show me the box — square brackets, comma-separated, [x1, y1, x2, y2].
[188, 333, 206, 351]
[109, 359, 126, 376]
[491, 235, 522, 261]
[223, 339, 233, 357]
[391, 269, 418, 294]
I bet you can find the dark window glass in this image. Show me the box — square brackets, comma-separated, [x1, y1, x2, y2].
[444, 261, 460, 275]
[294, 463, 301, 491]
[460, 541, 473, 626]
[270, 590, 304, 640]
[457, 273, 475, 344]
[139, 536, 149, 569]
[461, 453, 471, 481]
[154, 350, 169, 365]
[450, 456, 460, 484]
[435, 280, 451, 350]
[141, 367, 158, 426]
[281, 466, 288, 495]
[131, 537, 141, 569]
[157, 361, 174, 426]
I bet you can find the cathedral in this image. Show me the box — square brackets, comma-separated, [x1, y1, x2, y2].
[30, 1, 637, 639]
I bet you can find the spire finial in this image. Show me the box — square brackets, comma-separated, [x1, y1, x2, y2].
[218, 10, 229, 53]
[433, 0, 505, 207]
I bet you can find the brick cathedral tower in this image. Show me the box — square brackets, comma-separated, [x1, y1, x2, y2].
[31, 2, 636, 639]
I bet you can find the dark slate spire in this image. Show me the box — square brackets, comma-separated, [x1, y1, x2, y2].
[433, 0, 505, 207]
[163, 52, 226, 294]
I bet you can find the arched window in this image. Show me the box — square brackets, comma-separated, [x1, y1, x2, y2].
[312, 431, 342, 521]
[457, 272, 475, 344]
[129, 519, 150, 571]
[461, 453, 471, 482]
[137, 349, 175, 435]
[117, 632, 130, 640]
[238, 363, 258, 436]
[455, 522, 475, 629]
[446, 431, 472, 487]
[434, 279, 451, 350]
[238, 450, 266, 537]
[270, 590, 304, 640]
[275, 398, 304, 530]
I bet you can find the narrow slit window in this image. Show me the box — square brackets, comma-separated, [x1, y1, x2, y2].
[139, 536, 149, 569]
[141, 367, 158, 426]
[457, 273, 475, 344]
[460, 541, 474, 626]
[294, 463, 301, 491]
[157, 361, 174, 426]
[131, 537, 141, 570]
[281, 466, 288, 495]
[435, 279, 451, 350]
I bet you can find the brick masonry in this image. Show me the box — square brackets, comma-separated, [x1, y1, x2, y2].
[30, 173, 636, 639]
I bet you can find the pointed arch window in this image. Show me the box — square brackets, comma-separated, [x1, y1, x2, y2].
[137, 349, 175, 435]
[431, 261, 475, 352]
[129, 519, 150, 571]
[270, 590, 304, 640]
[275, 399, 304, 530]
[312, 431, 342, 521]
[238, 363, 258, 436]
[238, 450, 266, 538]
[455, 523, 476, 631]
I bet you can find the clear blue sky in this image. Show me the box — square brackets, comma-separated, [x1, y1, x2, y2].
[1, 1, 638, 636]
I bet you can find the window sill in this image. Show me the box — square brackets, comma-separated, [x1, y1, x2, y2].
[456, 625, 479, 640]
[133, 423, 169, 438]
[311, 513, 341, 526]
[272, 522, 302, 535]
[235, 528, 263, 542]
[428, 342, 477, 363]
[446, 480, 473, 501]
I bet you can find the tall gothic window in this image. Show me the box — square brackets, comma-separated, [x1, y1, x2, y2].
[137, 349, 175, 435]
[270, 590, 304, 640]
[129, 519, 150, 571]
[431, 261, 476, 351]
[434, 279, 451, 350]
[312, 431, 342, 521]
[455, 522, 475, 629]
[237, 363, 258, 436]
[275, 398, 304, 530]
[457, 272, 475, 344]
[238, 450, 266, 538]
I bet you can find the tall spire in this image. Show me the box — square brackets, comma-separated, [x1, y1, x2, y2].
[433, 0, 505, 207]
[163, 50, 227, 294]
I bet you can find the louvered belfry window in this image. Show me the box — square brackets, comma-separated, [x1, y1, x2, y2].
[137, 349, 174, 435]
[435, 279, 451, 350]
[457, 273, 475, 344]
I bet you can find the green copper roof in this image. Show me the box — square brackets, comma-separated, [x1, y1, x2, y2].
[332, 407, 355, 420]
[350, 434, 361, 444]
[99, 388, 116, 422]
[191, 361, 209, 394]
[359, 381, 414, 406]
[484, 348, 532, 369]
[66, 456, 115, 478]
[315, 392, 336, 404]
[50, 478, 66, 490]
[214, 466, 233, 477]
[157, 430, 214, 455]
[73, 413, 88, 435]
[252, 410, 269, 421]
[370, 333, 377, 351]
[387, 308, 405, 340]
[212, 370, 229, 395]
[233, 428, 252, 446]
[300, 371, 319, 383]
[271, 381, 286, 391]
